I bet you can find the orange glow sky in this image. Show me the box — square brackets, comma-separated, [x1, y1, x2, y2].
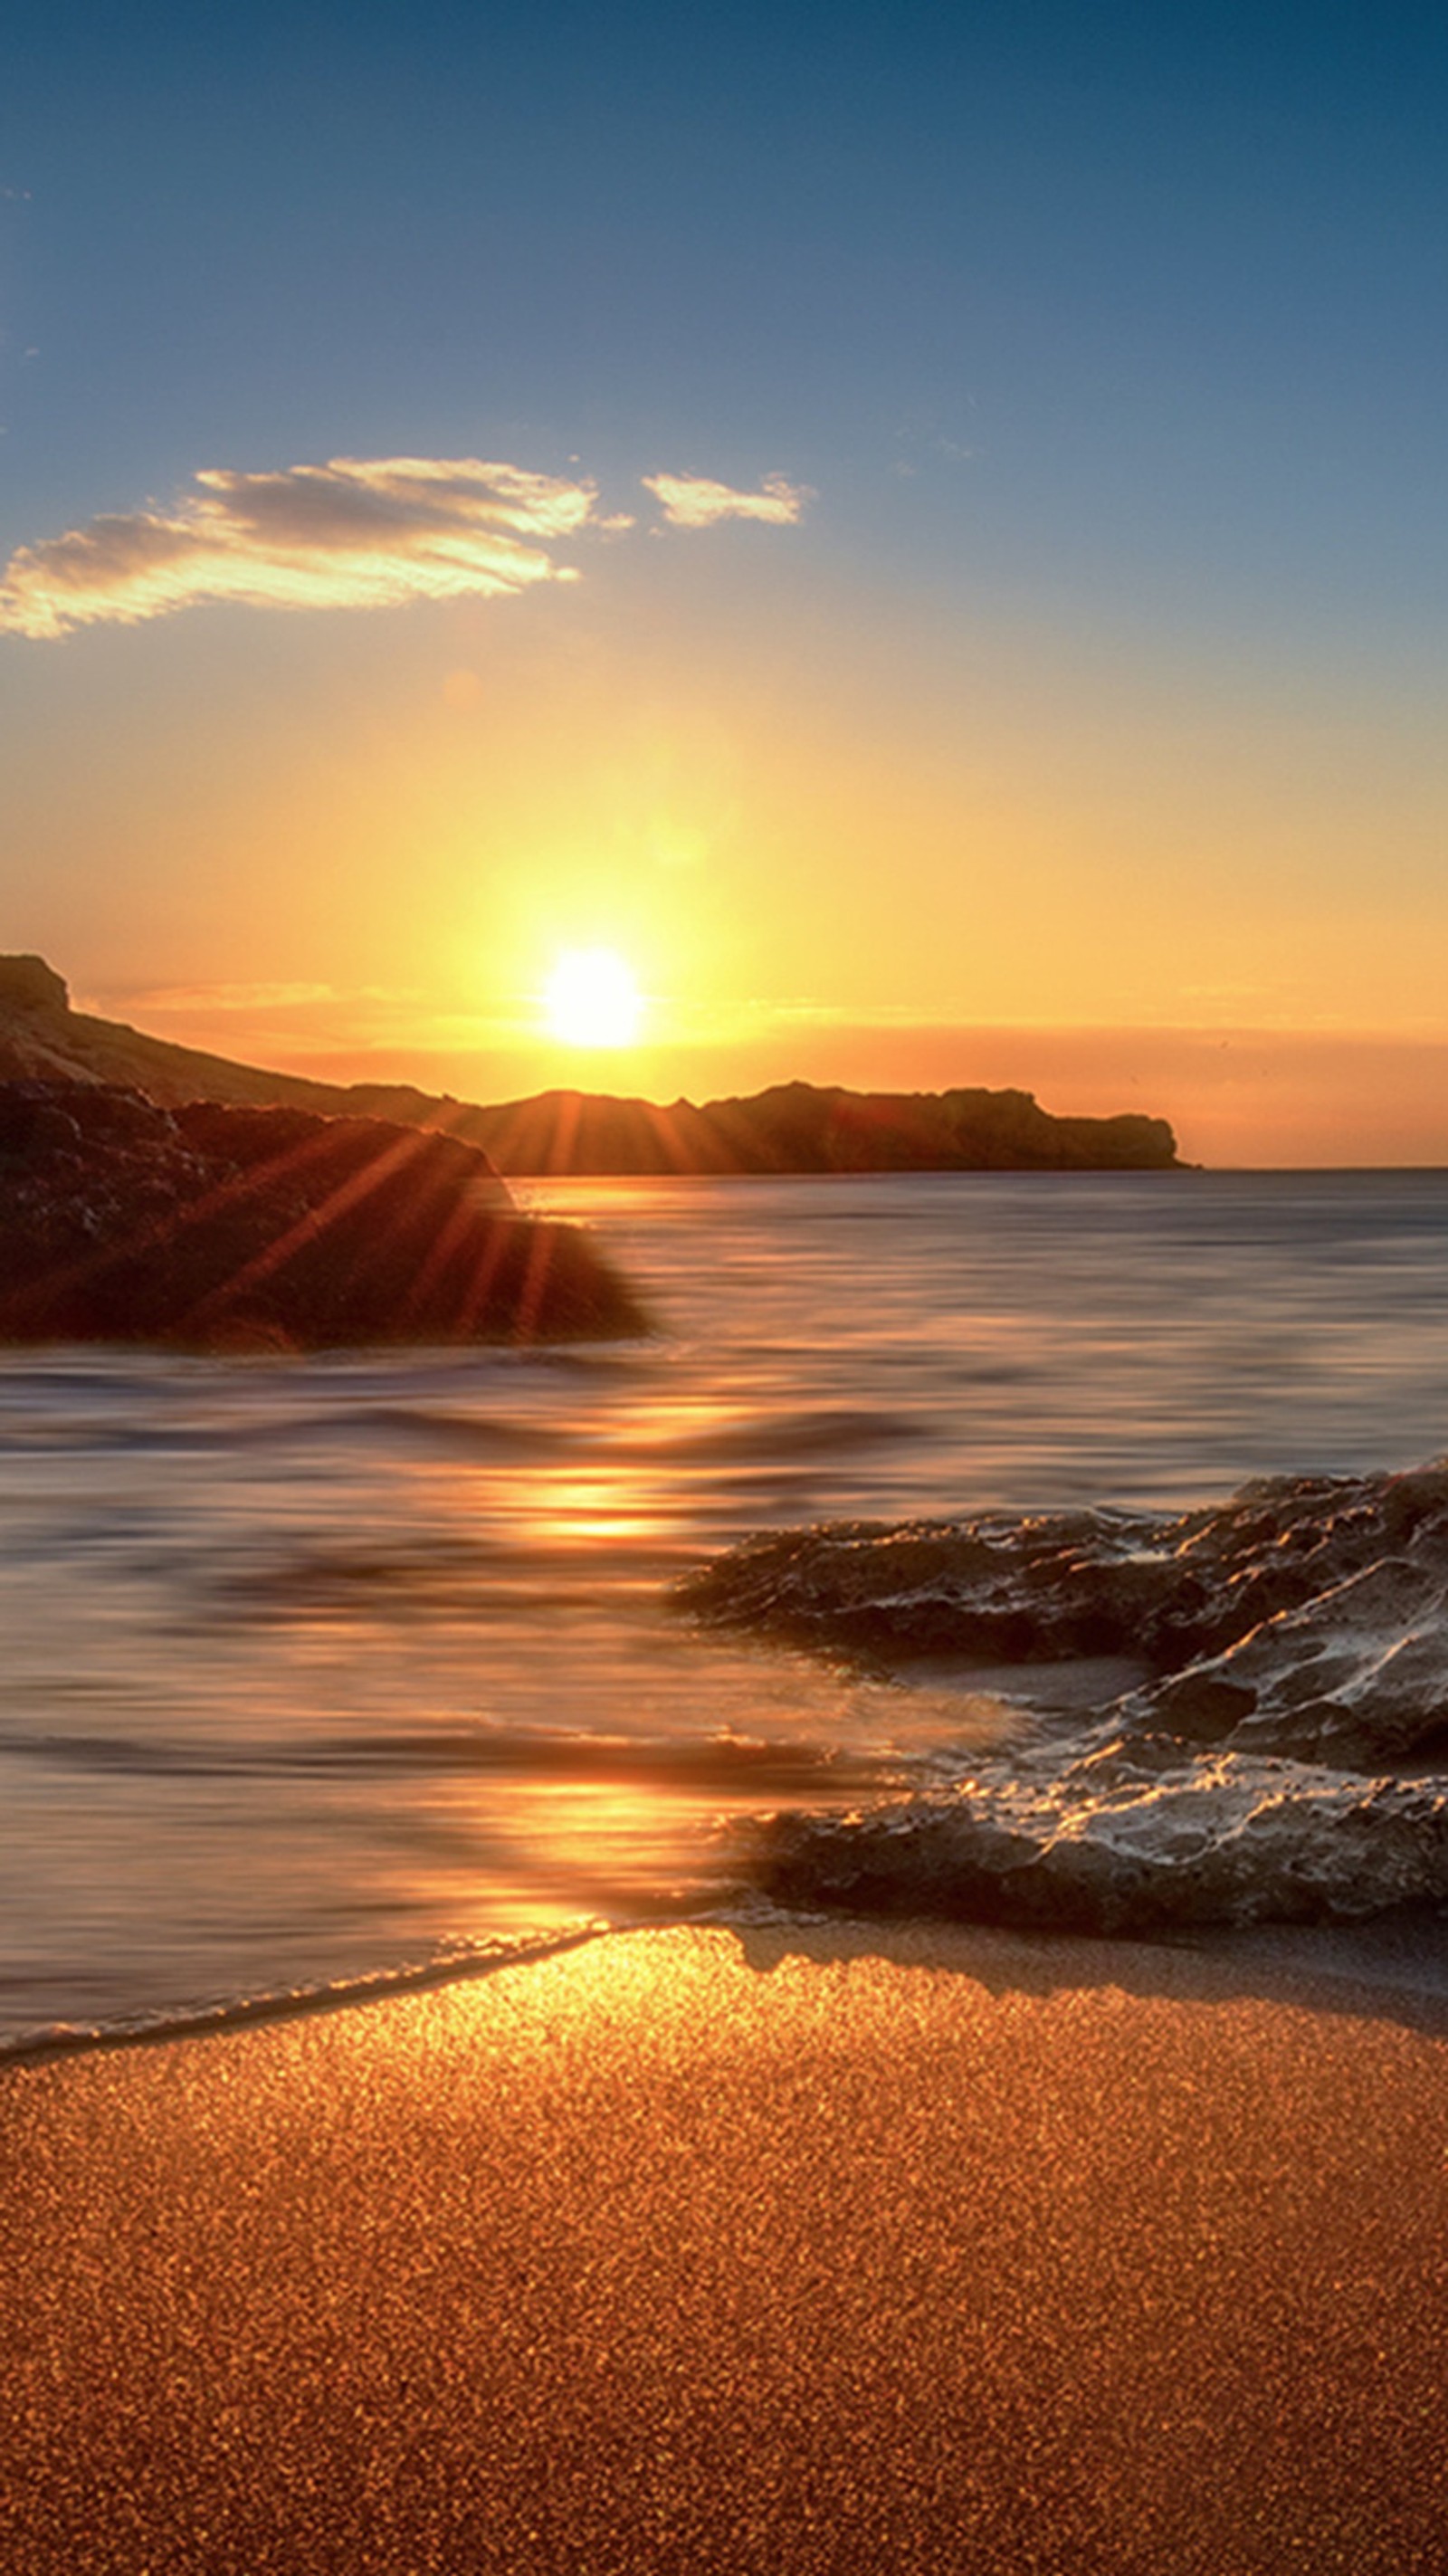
[3, 5, 1445, 1166]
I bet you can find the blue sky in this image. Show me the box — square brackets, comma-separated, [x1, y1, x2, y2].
[2, 1, 1445, 1159]
[8, 2, 1443, 577]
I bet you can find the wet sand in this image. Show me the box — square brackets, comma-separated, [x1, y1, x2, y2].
[4, 1918, 1447, 2574]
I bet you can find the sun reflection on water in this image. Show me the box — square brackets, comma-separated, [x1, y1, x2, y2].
[14, 1170, 1448, 2043]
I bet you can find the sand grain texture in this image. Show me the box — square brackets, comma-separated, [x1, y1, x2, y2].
[3, 1922, 1446, 2573]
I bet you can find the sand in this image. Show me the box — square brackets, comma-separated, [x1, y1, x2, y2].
[4, 1917, 1447, 2574]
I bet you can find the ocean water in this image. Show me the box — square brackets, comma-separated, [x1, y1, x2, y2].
[6, 1168, 1448, 2053]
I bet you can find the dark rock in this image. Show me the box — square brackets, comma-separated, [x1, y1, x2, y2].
[697, 1461, 1448, 1931]
[679, 1463, 1448, 1771]
[0, 1082, 651, 1350]
[0, 954, 503, 1147]
[1132, 1556, 1448, 1768]
[0, 956, 1188, 1171]
[751, 1753, 1448, 1932]
[677, 1506, 1211, 1665]
[474, 1078, 1186, 1175]
[0, 956, 69, 1015]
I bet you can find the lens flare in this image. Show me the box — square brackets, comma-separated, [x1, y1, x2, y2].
[543, 949, 643, 1048]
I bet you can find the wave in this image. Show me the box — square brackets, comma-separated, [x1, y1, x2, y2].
[0, 1921, 612, 2069]
[681, 1462, 1448, 1932]
[1, 1715, 901, 1796]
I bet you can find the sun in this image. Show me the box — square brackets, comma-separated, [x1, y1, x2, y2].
[543, 947, 644, 1048]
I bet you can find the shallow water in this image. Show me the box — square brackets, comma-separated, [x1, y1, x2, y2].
[6, 1169, 1448, 2049]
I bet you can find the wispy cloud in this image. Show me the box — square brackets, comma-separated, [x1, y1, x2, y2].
[0, 454, 602, 639]
[117, 981, 340, 1015]
[643, 471, 810, 530]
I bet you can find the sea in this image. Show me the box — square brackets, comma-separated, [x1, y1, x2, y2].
[6, 1166, 1448, 2057]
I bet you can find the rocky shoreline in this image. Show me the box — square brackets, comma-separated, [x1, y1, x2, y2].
[0, 954, 1186, 1173]
[682, 1465, 1448, 1929]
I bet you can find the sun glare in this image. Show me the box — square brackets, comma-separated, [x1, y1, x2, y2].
[543, 948, 644, 1048]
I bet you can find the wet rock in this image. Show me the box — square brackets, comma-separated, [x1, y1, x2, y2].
[695, 1461, 1448, 1928]
[1137, 1558, 1448, 1767]
[681, 1465, 1448, 1770]
[752, 1749, 1448, 1932]
[676, 1508, 1187, 1664]
[0, 1081, 651, 1350]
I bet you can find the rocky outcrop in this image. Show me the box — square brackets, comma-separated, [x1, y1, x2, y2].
[474, 1080, 1185, 1174]
[0, 955, 70, 1016]
[752, 1749, 1448, 1933]
[0, 954, 500, 1144]
[677, 1467, 1448, 1766]
[0, 958, 1186, 1172]
[682, 1465, 1448, 1929]
[0, 1083, 650, 1350]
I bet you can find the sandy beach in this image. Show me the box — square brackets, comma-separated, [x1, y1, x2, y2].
[4, 1918, 1447, 2574]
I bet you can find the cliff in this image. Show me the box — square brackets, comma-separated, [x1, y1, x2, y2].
[0, 959, 1186, 1173]
[0, 955, 496, 1144]
[472, 1080, 1184, 1174]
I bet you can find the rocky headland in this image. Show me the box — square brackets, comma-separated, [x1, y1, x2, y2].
[468, 1081, 1184, 1174]
[0, 954, 496, 1140]
[0, 956, 1186, 1173]
[0, 949, 1179, 1349]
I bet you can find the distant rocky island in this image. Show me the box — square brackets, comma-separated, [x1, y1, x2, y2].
[469, 1082, 1183, 1175]
[0, 955, 1186, 1174]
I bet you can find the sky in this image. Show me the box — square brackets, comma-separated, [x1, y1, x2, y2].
[1, 0, 1444, 1164]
